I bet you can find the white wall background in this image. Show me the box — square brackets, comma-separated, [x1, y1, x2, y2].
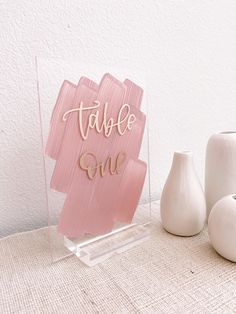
[1, 0, 236, 237]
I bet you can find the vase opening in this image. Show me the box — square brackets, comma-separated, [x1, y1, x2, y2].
[175, 150, 192, 154]
[219, 131, 236, 134]
[233, 195, 236, 200]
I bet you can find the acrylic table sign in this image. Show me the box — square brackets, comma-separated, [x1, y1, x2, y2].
[39, 64, 151, 266]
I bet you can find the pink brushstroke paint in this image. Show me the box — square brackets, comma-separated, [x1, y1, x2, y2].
[46, 77, 98, 161]
[45, 73, 147, 238]
[58, 74, 127, 236]
[113, 159, 147, 223]
[45, 80, 76, 159]
[50, 82, 98, 193]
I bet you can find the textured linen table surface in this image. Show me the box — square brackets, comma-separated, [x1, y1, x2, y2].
[1, 201, 236, 314]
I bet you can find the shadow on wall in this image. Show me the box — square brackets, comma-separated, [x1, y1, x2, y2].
[0, 134, 48, 238]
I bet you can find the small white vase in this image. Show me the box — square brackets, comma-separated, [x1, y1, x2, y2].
[160, 151, 206, 236]
[205, 131, 236, 218]
[208, 194, 236, 262]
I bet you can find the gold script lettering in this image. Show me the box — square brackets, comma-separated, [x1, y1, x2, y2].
[62, 101, 136, 140]
[79, 152, 126, 180]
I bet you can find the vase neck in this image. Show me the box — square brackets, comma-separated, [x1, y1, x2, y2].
[172, 151, 193, 169]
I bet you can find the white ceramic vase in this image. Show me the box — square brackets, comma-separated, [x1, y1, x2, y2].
[208, 194, 236, 262]
[160, 151, 206, 236]
[205, 132, 236, 218]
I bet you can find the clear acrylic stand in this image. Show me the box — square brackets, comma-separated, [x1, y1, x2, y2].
[64, 222, 150, 267]
[36, 56, 152, 266]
